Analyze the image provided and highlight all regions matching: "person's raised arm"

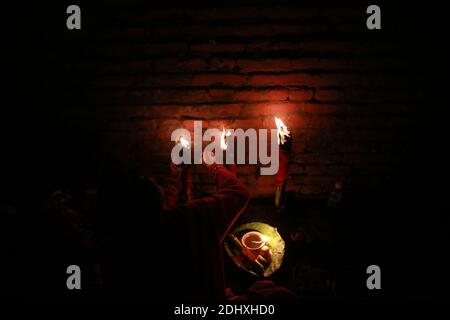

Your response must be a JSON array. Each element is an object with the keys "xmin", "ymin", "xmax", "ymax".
[
  {"xmin": 161, "ymin": 163, "xmax": 183, "ymax": 210},
  {"xmin": 183, "ymin": 163, "xmax": 250, "ymax": 243}
]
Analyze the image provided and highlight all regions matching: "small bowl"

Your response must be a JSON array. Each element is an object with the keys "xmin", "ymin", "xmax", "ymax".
[{"xmin": 241, "ymin": 231, "xmax": 268, "ymax": 250}]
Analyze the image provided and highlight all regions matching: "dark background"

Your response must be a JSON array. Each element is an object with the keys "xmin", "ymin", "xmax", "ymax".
[{"xmin": 1, "ymin": 1, "xmax": 449, "ymax": 299}]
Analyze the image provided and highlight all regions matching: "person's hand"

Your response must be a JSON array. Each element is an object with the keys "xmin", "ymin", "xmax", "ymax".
[
  {"xmin": 203, "ymin": 152, "xmax": 226, "ymax": 177},
  {"xmin": 169, "ymin": 162, "xmax": 183, "ymax": 179},
  {"xmin": 203, "ymin": 151, "xmax": 217, "ymax": 166}
]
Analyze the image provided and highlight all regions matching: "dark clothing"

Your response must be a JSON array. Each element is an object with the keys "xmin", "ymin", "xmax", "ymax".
[
  {"xmin": 94, "ymin": 165, "xmax": 249, "ymax": 299},
  {"xmin": 276, "ymin": 149, "xmax": 289, "ymax": 187},
  {"xmin": 161, "ymin": 166, "xmax": 249, "ymax": 300}
]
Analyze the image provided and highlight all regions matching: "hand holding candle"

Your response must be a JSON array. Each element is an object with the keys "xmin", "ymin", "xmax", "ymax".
[
  {"xmin": 175, "ymin": 135, "xmax": 193, "ymax": 202},
  {"xmin": 220, "ymin": 127, "xmax": 237, "ymax": 175},
  {"xmin": 274, "ymin": 117, "xmax": 292, "ymax": 207},
  {"xmin": 275, "ymin": 117, "xmax": 291, "ymax": 146},
  {"xmin": 177, "ymin": 136, "xmax": 191, "ymax": 150},
  {"xmin": 220, "ymin": 127, "xmax": 232, "ymax": 151}
]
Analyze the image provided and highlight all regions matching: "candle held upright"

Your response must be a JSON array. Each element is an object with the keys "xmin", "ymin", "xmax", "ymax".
[
  {"xmin": 274, "ymin": 117, "xmax": 292, "ymax": 207},
  {"xmin": 176, "ymin": 136, "xmax": 193, "ymax": 202},
  {"xmin": 221, "ymin": 127, "xmax": 237, "ymax": 175}
]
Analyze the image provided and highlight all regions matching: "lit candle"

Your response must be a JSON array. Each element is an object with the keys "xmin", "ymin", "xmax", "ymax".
[
  {"xmin": 176, "ymin": 136, "xmax": 193, "ymax": 201},
  {"xmin": 274, "ymin": 117, "xmax": 291, "ymax": 207},
  {"xmin": 220, "ymin": 127, "xmax": 232, "ymax": 151},
  {"xmin": 177, "ymin": 136, "xmax": 191, "ymax": 150},
  {"xmin": 220, "ymin": 127, "xmax": 237, "ymax": 174},
  {"xmin": 275, "ymin": 117, "xmax": 291, "ymax": 145}
]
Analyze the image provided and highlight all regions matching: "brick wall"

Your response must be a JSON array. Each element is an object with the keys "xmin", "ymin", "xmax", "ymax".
[{"xmin": 25, "ymin": 3, "xmax": 428, "ymax": 197}]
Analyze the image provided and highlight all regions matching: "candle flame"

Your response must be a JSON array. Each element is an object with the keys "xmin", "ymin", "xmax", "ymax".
[
  {"xmin": 244, "ymin": 232, "xmax": 269, "ymax": 248},
  {"xmin": 260, "ymin": 234, "xmax": 269, "ymax": 243},
  {"xmin": 177, "ymin": 136, "xmax": 191, "ymax": 149},
  {"xmin": 220, "ymin": 128, "xmax": 232, "ymax": 150},
  {"xmin": 275, "ymin": 117, "xmax": 290, "ymax": 145}
]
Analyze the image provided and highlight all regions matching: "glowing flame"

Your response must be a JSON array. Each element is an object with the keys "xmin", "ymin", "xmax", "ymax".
[
  {"xmin": 220, "ymin": 128, "xmax": 232, "ymax": 150},
  {"xmin": 260, "ymin": 234, "xmax": 269, "ymax": 243},
  {"xmin": 177, "ymin": 136, "xmax": 191, "ymax": 149},
  {"xmin": 241, "ymin": 231, "xmax": 269, "ymax": 250},
  {"xmin": 275, "ymin": 117, "xmax": 290, "ymax": 145}
]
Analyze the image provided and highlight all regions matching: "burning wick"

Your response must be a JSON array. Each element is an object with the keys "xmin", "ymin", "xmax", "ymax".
[
  {"xmin": 274, "ymin": 117, "xmax": 291, "ymax": 208},
  {"xmin": 220, "ymin": 128, "xmax": 232, "ymax": 150},
  {"xmin": 274, "ymin": 117, "xmax": 290, "ymax": 145},
  {"xmin": 177, "ymin": 136, "xmax": 191, "ymax": 150}
]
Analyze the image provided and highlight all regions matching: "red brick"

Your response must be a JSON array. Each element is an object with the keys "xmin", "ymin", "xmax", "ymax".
[
  {"xmin": 286, "ymin": 184, "xmax": 301, "ymax": 193},
  {"xmin": 182, "ymin": 59, "xmax": 209, "ymax": 71},
  {"xmin": 190, "ymin": 74, "xmax": 247, "ymax": 87},
  {"xmin": 247, "ymin": 41, "xmax": 397, "ymax": 55},
  {"xmin": 187, "ymin": 7, "xmax": 319, "ymax": 21},
  {"xmin": 294, "ymin": 175, "xmax": 335, "ymax": 187},
  {"xmin": 294, "ymin": 153, "xmax": 343, "ymax": 165},
  {"xmin": 209, "ymin": 59, "xmax": 239, "ymax": 72},
  {"xmin": 299, "ymin": 185, "xmax": 323, "ymax": 195},
  {"xmin": 236, "ymin": 59, "xmax": 293, "ymax": 72},
  {"xmin": 322, "ymin": 8, "xmax": 364, "ymax": 23},
  {"xmin": 289, "ymin": 89, "xmax": 314, "ymax": 101},
  {"xmin": 301, "ymin": 103, "xmax": 345, "ymax": 114},
  {"xmin": 271, "ymin": 24, "xmax": 328, "ymax": 35},
  {"xmin": 275, "ymin": 114, "xmax": 308, "ymax": 129},
  {"xmin": 234, "ymin": 89, "xmax": 289, "ymax": 102},
  {"xmin": 288, "ymin": 164, "xmax": 304, "ymax": 174},
  {"xmin": 249, "ymin": 74, "xmax": 318, "ymax": 86},
  {"xmin": 291, "ymin": 140, "xmax": 307, "ymax": 153},
  {"xmin": 191, "ymin": 42, "xmax": 246, "ymax": 54},
  {"xmin": 342, "ymin": 154, "xmax": 392, "ymax": 165},
  {"xmin": 327, "ymin": 165, "xmax": 351, "ymax": 176},
  {"xmin": 337, "ymin": 142, "xmax": 375, "ymax": 153},
  {"xmin": 191, "ymin": 25, "xmax": 274, "ymax": 37},
  {"xmin": 315, "ymin": 89, "xmax": 367, "ymax": 102},
  {"xmin": 254, "ymin": 175, "xmax": 277, "ymax": 186},
  {"xmin": 229, "ymin": 58, "xmax": 408, "ymax": 73},
  {"xmin": 305, "ymin": 165, "xmax": 326, "ymax": 175},
  {"xmin": 307, "ymin": 114, "xmax": 346, "ymax": 129},
  {"xmin": 152, "ymin": 58, "xmax": 209, "ymax": 72},
  {"xmin": 130, "ymin": 89, "xmax": 214, "ymax": 104},
  {"xmin": 139, "ymin": 43, "xmax": 189, "ymax": 55},
  {"xmin": 207, "ymin": 89, "xmax": 235, "ymax": 101},
  {"xmin": 232, "ymin": 118, "xmax": 263, "ymax": 129}
]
